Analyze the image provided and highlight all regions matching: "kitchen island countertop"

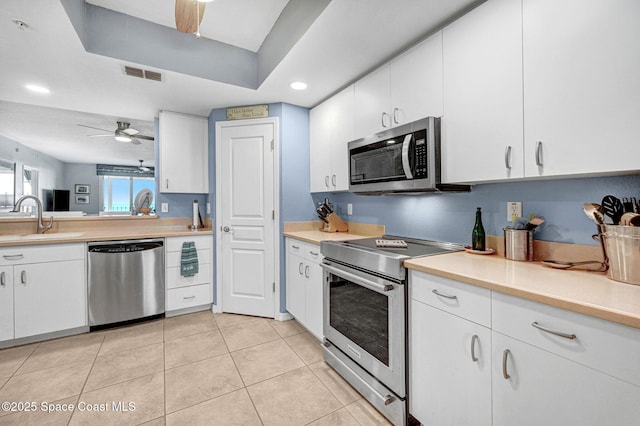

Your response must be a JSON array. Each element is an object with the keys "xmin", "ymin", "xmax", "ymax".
[{"xmin": 405, "ymin": 252, "xmax": 640, "ymax": 329}]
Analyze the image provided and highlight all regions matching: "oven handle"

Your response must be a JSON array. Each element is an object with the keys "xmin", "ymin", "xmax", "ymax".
[
  {"xmin": 401, "ymin": 134, "xmax": 413, "ymax": 180},
  {"xmin": 321, "ymin": 262, "xmax": 395, "ymax": 293}
]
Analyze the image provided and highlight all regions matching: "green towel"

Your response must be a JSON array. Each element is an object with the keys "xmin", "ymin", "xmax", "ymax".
[{"xmin": 180, "ymin": 241, "xmax": 199, "ymax": 277}]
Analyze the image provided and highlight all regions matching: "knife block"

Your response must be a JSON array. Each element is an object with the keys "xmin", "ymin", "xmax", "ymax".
[{"xmin": 322, "ymin": 212, "xmax": 349, "ymax": 232}]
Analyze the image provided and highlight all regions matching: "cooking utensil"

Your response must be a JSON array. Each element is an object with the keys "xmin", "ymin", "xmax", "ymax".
[
  {"xmin": 525, "ymin": 217, "xmax": 545, "ymax": 231},
  {"xmin": 583, "ymin": 203, "xmax": 605, "ymax": 225},
  {"xmin": 601, "ymin": 195, "xmax": 624, "ymax": 224},
  {"xmin": 633, "ymin": 197, "xmax": 639, "ymax": 213},
  {"xmin": 623, "ymin": 197, "xmax": 634, "ymax": 213},
  {"xmin": 541, "ymin": 259, "xmax": 607, "ymax": 271},
  {"xmin": 620, "ymin": 212, "xmax": 640, "ymax": 226}
]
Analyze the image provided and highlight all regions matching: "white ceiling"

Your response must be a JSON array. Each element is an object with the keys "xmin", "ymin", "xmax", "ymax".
[{"xmin": 0, "ymin": 0, "xmax": 481, "ymax": 166}]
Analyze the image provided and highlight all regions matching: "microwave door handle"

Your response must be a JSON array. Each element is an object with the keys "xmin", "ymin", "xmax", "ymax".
[{"xmin": 401, "ymin": 134, "xmax": 413, "ymax": 179}]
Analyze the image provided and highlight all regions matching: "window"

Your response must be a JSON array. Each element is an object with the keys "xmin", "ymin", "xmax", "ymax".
[
  {"xmin": 23, "ymin": 166, "xmax": 39, "ymax": 198},
  {"xmin": 102, "ymin": 176, "xmax": 155, "ymax": 213},
  {"xmin": 0, "ymin": 159, "xmax": 15, "ymax": 212}
]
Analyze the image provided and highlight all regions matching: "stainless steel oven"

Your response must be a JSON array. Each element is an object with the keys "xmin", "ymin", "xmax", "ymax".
[{"xmin": 321, "ymin": 236, "xmax": 463, "ymax": 426}]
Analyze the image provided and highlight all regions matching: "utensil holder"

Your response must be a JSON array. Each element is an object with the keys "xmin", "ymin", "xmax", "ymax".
[
  {"xmin": 598, "ymin": 224, "xmax": 640, "ymax": 285},
  {"xmin": 504, "ymin": 227, "xmax": 534, "ymax": 261}
]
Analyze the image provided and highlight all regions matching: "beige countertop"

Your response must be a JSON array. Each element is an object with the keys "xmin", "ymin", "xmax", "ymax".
[
  {"xmin": 405, "ymin": 252, "xmax": 640, "ymax": 329},
  {"xmin": 283, "ymin": 221, "xmax": 385, "ymax": 245},
  {"xmin": 0, "ymin": 216, "xmax": 213, "ymax": 247}
]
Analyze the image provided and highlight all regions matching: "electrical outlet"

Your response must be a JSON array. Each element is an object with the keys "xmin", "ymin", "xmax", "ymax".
[
  {"xmin": 206, "ymin": 202, "xmax": 211, "ymax": 214},
  {"xmin": 347, "ymin": 203, "xmax": 353, "ymax": 215},
  {"xmin": 507, "ymin": 201, "xmax": 522, "ymax": 221},
  {"xmin": 161, "ymin": 202, "xmax": 169, "ymax": 213}
]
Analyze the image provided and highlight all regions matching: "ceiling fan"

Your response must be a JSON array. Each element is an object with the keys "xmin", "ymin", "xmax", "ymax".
[
  {"xmin": 138, "ymin": 160, "xmax": 151, "ymax": 172},
  {"xmin": 79, "ymin": 121, "xmax": 154, "ymax": 145},
  {"xmin": 175, "ymin": 0, "xmax": 213, "ymax": 37}
]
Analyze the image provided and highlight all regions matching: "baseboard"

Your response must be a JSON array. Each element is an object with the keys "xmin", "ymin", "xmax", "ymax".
[
  {"xmin": 165, "ymin": 304, "xmax": 212, "ymax": 317},
  {"xmin": 275, "ymin": 311, "xmax": 294, "ymax": 321},
  {"xmin": 210, "ymin": 304, "xmax": 223, "ymax": 314}
]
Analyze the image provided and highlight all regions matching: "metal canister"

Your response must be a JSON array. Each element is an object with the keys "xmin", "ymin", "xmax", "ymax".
[
  {"xmin": 504, "ymin": 227, "xmax": 534, "ymax": 261},
  {"xmin": 599, "ymin": 225, "xmax": 640, "ymax": 285}
]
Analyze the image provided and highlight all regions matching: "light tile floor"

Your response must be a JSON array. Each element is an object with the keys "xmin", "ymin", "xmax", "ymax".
[{"xmin": 0, "ymin": 311, "xmax": 392, "ymax": 425}]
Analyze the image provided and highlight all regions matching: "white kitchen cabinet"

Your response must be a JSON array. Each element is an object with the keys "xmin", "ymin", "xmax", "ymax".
[
  {"xmin": 159, "ymin": 110, "xmax": 209, "ymax": 194},
  {"xmin": 165, "ymin": 235, "xmax": 213, "ymax": 313},
  {"xmin": 0, "ymin": 266, "xmax": 14, "ymax": 341},
  {"xmin": 492, "ymin": 332, "xmax": 640, "ymax": 426},
  {"xmin": 285, "ymin": 238, "xmax": 323, "ymax": 339},
  {"xmin": 0, "ymin": 244, "xmax": 86, "ymax": 342},
  {"xmin": 441, "ymin": 0, "xmax": 524, "ymax": 184},
  {"xmin": 522, "ymin": 0, "xmax": 640, "ymax": 178},
  {"xmin": 354, "ymin": 32, "xmax": 443, "ymax": 139},
  {"xmin": 309, "ymin": 85, "xmax": 354, "ymax": 192},
  {"xmin": 409, "ymin": 271, "xmax": 491, "ymax": 426}
]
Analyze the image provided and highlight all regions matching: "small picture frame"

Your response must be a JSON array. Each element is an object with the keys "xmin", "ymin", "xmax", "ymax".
[
  {"xmin": 75, "ymin": 195, "xmax": 90, "ymax": 204},
  {"xmin": 75, "ymin": 184, "xmax": 90, "ymax": 194}
]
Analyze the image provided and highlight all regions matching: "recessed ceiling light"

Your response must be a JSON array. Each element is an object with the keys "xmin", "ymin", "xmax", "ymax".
[
  {"xmin": 25, "ymin": 84, "xmax": 50, "ymax": 94},
  {"xmin": 289, "ymin": 81, "xmax": 308, "ymax": 91}
]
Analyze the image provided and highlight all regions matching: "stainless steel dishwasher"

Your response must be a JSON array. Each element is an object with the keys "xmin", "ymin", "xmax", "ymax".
[{"xmin": 88, "ymin": 239, "xmax": 164, "ymax": 329}]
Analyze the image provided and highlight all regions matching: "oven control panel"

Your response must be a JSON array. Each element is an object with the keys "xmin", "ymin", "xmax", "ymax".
[{"xmin": 375, "ymin": 239, "xmax": 408, "ymax": 248}]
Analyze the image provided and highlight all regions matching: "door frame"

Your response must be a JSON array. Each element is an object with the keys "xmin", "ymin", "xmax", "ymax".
[{"xmin": 214, "ymin": 117, "xmax": 281, "ymax": 317}]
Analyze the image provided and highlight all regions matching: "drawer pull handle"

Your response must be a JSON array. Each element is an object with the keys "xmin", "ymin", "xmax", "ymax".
[
  {"xmin": 183, "ymin": 296, "xmax": 196, "ymax": 300},
  {"xmin": 0, "ymin": 271, "xmax": 5, "ymax": 286},
  {"xmin": 502, "ymin": 349, "xmax": 511, "ymax": 379},
  {"xmin": 3, "ymin": 254, "xmax": 24, "ymax": 261},
  {"xmin": 432, "ymin": 289, "xmax": 457, "ymax": 300},
  {"xmin": 291, "ymin": 245, "xmax": 299, "ymax": 250},
  {"xmin": 470, "ymin": 334, "xmax": 479, "ymax": 362},
  {"xmin": 309, "ymin": 251, "xmax": 319, "ymax": 256},
  {"xmin": 531, "ymin": 321, "xmax": 577, "ymax": 340}
]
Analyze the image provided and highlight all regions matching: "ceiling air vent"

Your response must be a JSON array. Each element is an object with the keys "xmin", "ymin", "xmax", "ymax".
[{"xmin": 123, "ymin": 66, "xmax": 162, "ymax": 82}]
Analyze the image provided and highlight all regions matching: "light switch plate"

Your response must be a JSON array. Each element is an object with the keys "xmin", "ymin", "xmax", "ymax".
[
  {"xmin": 206, "ymin": 202, "xmax": 211, "ymax": 214},
  {"xmin": 347, "ymin": 203, "xmax": 353, "ymax": 215},
  {"xmin": 161, "ymin": 202, "xmax": 169, "ymax": 213}
]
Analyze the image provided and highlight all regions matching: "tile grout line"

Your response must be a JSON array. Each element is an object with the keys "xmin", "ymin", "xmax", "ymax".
[{"xmin": 67, "ymin": 332, "xmax": 107, "ymax": 425}]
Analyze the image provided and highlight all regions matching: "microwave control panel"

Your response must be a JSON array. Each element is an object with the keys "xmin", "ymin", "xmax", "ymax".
[{"xmin": 414, "ymin": 129, "xmax": 428, "ymax": 178}]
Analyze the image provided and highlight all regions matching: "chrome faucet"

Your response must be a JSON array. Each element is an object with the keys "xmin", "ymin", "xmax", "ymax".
[{"xmin": 12, "ymin": 195, "xmax": 54, "ymax": 234}]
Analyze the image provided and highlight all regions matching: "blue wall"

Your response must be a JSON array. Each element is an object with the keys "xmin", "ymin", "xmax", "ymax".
[{"xmin": 310, "ymin": 174, "xmax": 640, "ymax": 247}]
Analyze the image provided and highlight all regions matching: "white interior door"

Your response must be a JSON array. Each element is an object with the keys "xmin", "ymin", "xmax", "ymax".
[{"xmin": 216, "ymin": 118, "xmax": 277, "ymax": 318}]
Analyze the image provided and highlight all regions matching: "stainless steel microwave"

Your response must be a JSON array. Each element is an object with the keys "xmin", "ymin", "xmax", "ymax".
[{"xmin": 348, "ymin": 117, "xmax": 469, "ymax": 194}]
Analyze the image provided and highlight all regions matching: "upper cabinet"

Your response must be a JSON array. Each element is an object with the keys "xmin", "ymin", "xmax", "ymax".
[
  {"xmin": 522, "ymin": 0, "xmax": 640, "ymax": 178},
  {"xmin": 354, "ymin": 32, "xmax": 444, "ymax": 139},
  {"xmin": 310, "ymin": 86, "xmax": 354, "ymax": 192},
  {"xmin": 441, "ymin": 0, "xmax": 524, "ymax": 184},
  {"xmin": 159, "ymin": 111, "xmax": 209, "ymax": 194}
]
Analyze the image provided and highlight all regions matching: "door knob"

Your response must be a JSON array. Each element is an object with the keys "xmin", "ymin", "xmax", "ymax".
[{"xmin": 222, "ymin": 226, "xmax": 231, "ymax": 233}]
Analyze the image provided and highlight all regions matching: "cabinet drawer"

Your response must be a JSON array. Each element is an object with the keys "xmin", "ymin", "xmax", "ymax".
[
  {"xmin": 286, "ymin": 238, "xmax": 321, "ymax": 262},
  {"xmin": 492, "ymin": 292, "xmax": 640, "ymax": 387},
  {"xmin": 166, "ymin": 262, "xmax": 211, "ymax": 289},
  {"xmin": 0, "ymin": 243, "xmax": 85, "ymax": 266},
  {"xmin": 166, "ymin": 235, "xmax": 212, "ymax": 252},
  {"xmin": 410, "ymin": 271, "xmax": 491, "ymax": 327},
  {"xmin": 166, "ymin": 284, "xmax": 212, "ymax": 311},
  {"xmin": 166, "ymin": 249, "xmax": 210, "ymax": 268}
]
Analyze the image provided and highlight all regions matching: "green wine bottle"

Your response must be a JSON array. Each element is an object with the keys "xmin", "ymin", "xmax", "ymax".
[{"xmin": 472, "ymin": 207, "xmax": 486, "ymax": 251}]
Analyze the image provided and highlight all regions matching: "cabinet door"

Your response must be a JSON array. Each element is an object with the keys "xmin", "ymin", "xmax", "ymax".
[
  {"xmin": 493, "ymin": 332, "xmax": 640, "ymax": 426},
  {"xmin": 14, "ymin": 260, "xmax": 86, "ymax": 338},
  {"xmin": 354, "ymin": 65, "xmax": 391, "ymax": 139},
  {"xmin": 285, "ymin": 252, "xmax": 306, "ymax": 323},
  {"xmin": 304, "ymin": 260, "xmax": 323, "ymax": 340},
  {"xmin": 159, "ymin": 111, "xmax": 209, "ymax": 194},
  {"xmin": 441, "ymin": 0, "xmax": 523, "ymax": 183},
  {"xmin": 523, "ymin": 0, "xmax": 640, "ymax": 177},
  {"xmin": 390, "ymin": 31, "xmax": 443, "ymax": 126},
  {"xmin": 0, "ymin": 266, "xmax": 13, "ymax": 341},
  {"xmin": 410, "ymin": 300, "xmax": 491, "ymax": 426},
  {"xmin": 309, "ymin": 101, "xmax": 333, "ymax": 192},
  {"xmin": 328, "ymin": 86, "xmax": 354, "ymax": 192}
]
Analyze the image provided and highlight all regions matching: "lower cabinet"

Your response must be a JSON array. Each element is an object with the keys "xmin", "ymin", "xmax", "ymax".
[
  {"xmin": 0, "ymin": 243, "xmax": 86, "ymax": 343},
  {"xmin": 165, "ymin": 235, "xmax": 213, "ymax": 313},
  {"xmin": 285, "ymin": 238, "xmax": 323, "ymax": 339},
  {"xmin": 409, "ymin": 270, "xmax": 640, "ymax": 425}
]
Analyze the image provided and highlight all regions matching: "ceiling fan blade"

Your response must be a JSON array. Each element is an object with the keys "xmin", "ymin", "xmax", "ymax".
[
  {"xmin": 134, "ymin": 134, "xmax": 155, "ymax": 141},
  {"xmin": 78, "ymin": 124, "xmax": 112, "ymax": 132},
  {"xmin": 175, "ymin": 0, "xmax": 205, "ymax": 33},
  {"xmin": 88, "ymin": 134, "xmax": 113, "ymax": 138},
  {"xmin": 122, "ymin": 128, "xmax": 139, "ymax": 136},
  {"xmin": 131, "ymin": 137, "xmax": 142, "ymax": 145}
]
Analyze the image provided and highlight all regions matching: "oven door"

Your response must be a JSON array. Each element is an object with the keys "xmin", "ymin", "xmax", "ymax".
[{"xmin": 321, "ymin": 260, "xmax": 405, "ymax": 397}]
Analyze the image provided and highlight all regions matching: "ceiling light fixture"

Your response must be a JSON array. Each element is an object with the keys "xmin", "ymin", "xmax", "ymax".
[
  {"xmin": 11, "ymin": 18, "xmax": 29, "ymax": 30},
  {"xmin": 115, "ymin": 134, "xmax": 132, "ymax": 143},
  {"xmin": 290, "ymin": 81, "xmax": 308, "ymax": 90},
  {"xmin": 25, "ymin": 84, "xmax": 50, "ymax": 94}
]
